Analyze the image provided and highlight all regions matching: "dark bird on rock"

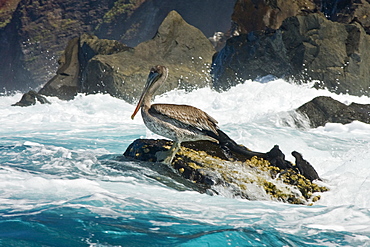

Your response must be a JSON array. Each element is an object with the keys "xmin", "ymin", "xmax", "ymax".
[{"xmin": 292, "ymin": 151, "xmax": 321, "ymax": 182}]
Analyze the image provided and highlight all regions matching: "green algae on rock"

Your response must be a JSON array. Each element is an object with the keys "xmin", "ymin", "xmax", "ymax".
[{"xmin": 124, "ymin": 139, "xmax": 328, "ymax": 205}]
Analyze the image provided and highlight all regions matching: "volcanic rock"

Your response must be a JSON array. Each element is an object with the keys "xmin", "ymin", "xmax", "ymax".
[
  {"xmin": 0, "ymin": 0, "xmax": 115, "ymax": 92},
  {"xmin": 124, "ymin": 138, "xmax": 327, "ymax": 204},
  {"xmin": 212, "ymin": 13, "xmax": 370, "ymax": 96},
  {"xmin": 231, "ymin": 0, "xmax": 318, "ymax": 34},
  {"xmin": 95, "ymin": 0, "xmax": 236, "ymax": 47},
  {"xmin": 292, "ymin": 151, "xmax": 321, "ymax": 182},
  {"xmin": 0, "ymin": 0, "xmax": 235, "ymax": 93},
  {"xmin": 296, "ymin": 96, "xmax": 370, "ymax": 128},
  {"xmin": 38, "ymin": 34, "xmax": 129, "ymax": 100},
  {"xmin": 321, "ymin": 0, "xmax": 370, "ymax": 35},
  {"xmin": 83, "ymin": 10, "xmax": 216, "ymax": 103},
  {"xmin": 12, "ymin": 90, "xmax": 50, "ymax": 107}
]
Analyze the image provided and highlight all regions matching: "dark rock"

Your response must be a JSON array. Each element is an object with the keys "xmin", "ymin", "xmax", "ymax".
[
  {"xmin": 321, "ymin": 0, "xmax": 370, "ymax": 35},
  {"xmin": 84, "ymin": 10, "xmax": 216, "ymax": 103},
  {"xmin": 231, "ymin": 0, "xmax": 318, "ymax": 34},
  {"xmin": 0, "ymin": 0, "xmax": 236, "ymax": 93},
  {"xmin": 38, "ymin": 37, "xmax": 80, "ymax": 100},
  {"xmin": 212, "ymin": 30, "xmax": 292, "ymax": 91},
  {"xmin": 282, "ymin": 13, "xmax": 370, "ymax": 96},
  {"xmin": 212, "ymin": 13, "xmax": 370, "ymax": 96},
  {"xmin": 38, "ymin": 33, "xmax": 129, "ymax": 100},
  {"xmin": 32, "ymin": 10, "xmax": 214, "ymax": 102},
  {"xmin": 0, "ymin": 0, "xmax": 115, "ymax": 92},
  {"xmin": 95, "ymin": 0, "xmax": 236, "ymax": 47},
  {"xmin": 12, "ymin": 90, "xmax": 50, "ymax": 107},
  {"xmin": 292, "ymin": 151, "xmax": 321, "ymax": 182},
  {"xmin": 124, "ymin": 138, "xmax": 328, "ymax": 204},
  {"xmin": 296, "ymin": 96, "xmax": 370, "ymax": 127}
]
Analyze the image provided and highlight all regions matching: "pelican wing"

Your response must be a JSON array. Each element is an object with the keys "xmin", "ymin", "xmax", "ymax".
[{"xmin": 150, "ymin": 104, "xmax": 219, "ymax": 135}]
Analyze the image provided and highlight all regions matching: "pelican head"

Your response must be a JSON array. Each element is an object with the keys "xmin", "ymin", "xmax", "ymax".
[{"xmin": 131, "ymin": 65, "xmax": 169, "ymax": 119}]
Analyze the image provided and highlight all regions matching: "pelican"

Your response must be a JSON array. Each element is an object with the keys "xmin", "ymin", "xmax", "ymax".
[{"xmin": 131, "ymin": 65, "xmax": 220, "ymax": 164}]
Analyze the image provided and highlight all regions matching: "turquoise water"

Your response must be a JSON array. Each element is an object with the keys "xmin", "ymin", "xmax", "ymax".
[{"xmin": 1, "ymin": 80, "xmax": 370, "ymax": 246}]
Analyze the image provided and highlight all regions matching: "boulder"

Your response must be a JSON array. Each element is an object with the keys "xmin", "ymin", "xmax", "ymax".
[
  {"xmin": 38, "ymin": 37, "xmax": 80, "ymax": 100},
  {"xmin": 83, "ymin": 10, "xmax": 216, "ymax": 103},
  {"xmin": 12, "ymin": 90, "xmax": 50, "ymax": 107},
  {"xmin": 212, "ymin": 13, "xmax": 370, "ymax": 96},
  {"xmin": 296, "ymin": 96, "xmax": 370, "ymax": 128},
  {"xmin": 38, "ymin": 33, "xmax": 129, "ymax": 100},
  {"xmin": 123, "ymin": 139, "xmax": 327, "ymax": 204},
  {"xmin": 17, "ymin": 10, "xmax": 215, "ymax": 104}
]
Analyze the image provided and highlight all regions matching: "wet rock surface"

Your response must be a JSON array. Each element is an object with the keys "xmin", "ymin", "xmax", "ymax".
[
  {"xmin": 212, "ymin": 13, "xmax": 370, "ymax": 96},
  {"xmin": 296, "ymin": 96, "xmax": 370, "ymax": 128},
  {"xmin": 12, "ymin": 90, "xmax": 50, "ymax": 107},
  {"xmin": 123, "ymin": 139, "xmax": 328, "ymax": 204}
]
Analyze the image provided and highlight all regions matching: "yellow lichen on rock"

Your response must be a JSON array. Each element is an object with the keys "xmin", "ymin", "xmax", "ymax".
[
  {"xmin": 172, "ymin": 146, "xmax": 327, "ymax": 204},
  {"xmin": 124, "ymin": 139, "xmax": 328, "ymax": 205}
]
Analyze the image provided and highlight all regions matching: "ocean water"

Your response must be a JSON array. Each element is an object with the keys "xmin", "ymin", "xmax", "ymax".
[{"xmin": 1, "ymin": 79, "xmax": 370, "ymax": 246}]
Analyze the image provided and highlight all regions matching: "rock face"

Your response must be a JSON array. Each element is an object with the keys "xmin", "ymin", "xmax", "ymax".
[
  {"xmin": 231, "ymin": 0, "xmax": 318, "ymax": 34},
  {"xmin": 321, "ymin": 0, "xmax": 370, "ymax": 35},
  {"xmin": 96, "ymin": 0, "xmax": 237, "ymax": 47},
  {"xmin": 0, "ymin": 0, "xmax": 235, "ymax": 93},
  {"xmin": 83, "ymin": 10, "xmax": 215, "ymax": 103},
  {"xmin": 12, "ymin": 10, "xmax": 215, "ymax": 103},
  {"xmin": 38, "ymin": 34, "xmax": 129, "ymax": 100},
  {"xmin": 296, "ymin": 96, "xmax": 370, "ymax": 128},
  {"xmin": 124, "ymin": 138, "xmax": 327, "ymax": 204},
  {"xmin": 0, "ymin": 0, "xmax": 115, "ymax": 92},
  {"xmin": 212, "ymin": 13, "xmax": 370, "ymax": 96}
]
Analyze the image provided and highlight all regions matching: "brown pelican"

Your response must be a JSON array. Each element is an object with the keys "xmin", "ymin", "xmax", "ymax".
[{"xmin": 131, "ymin": 65, "xmax": 220, "ymax": 164}]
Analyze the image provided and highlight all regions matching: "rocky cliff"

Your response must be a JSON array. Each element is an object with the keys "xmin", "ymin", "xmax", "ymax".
[
  {"xmin": 212, "ymin": 12, "xmax": 370, "ymax": 96},
  {"xmin": 11, "ymin": 10, "xmax": 216, "ymax": 104},
  {"xmin": 0, "ymin": 0, "xmax": 235, "ymax": 93}
]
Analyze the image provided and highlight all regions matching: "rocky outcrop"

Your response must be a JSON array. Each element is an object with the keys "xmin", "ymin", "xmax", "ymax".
[
  {"xmin": 12, "ymin": 90, "xmax": 50, "ymax": 106},
  {"xmin": 0, "ymin": 0, "xmax": 235, "ymax": 93},
  {"xmin": 296, "ymin": 96, "xmax": 370, "ymax": 128},
  {"xmin": 124, "ymin": 138, "xmax": 327, "ymax": 204},
  {"xmin": 96, "ymin": 0, "xmax": 236, "ymax": 47},
  {"xmin": 212, "ymin": 13, "xmax": 370, "ymax": 96},
  {"xmin": 321, "ymin": 0, "xmax": 370, "ymax": 35},
  {"xmin": 0, "ymin": 0, "xmax": 21, "ymax": 28},
  {"xmin": 83, "ymin": 10, "xmax": 215, "ymax": 103},
  {"xmin": 0, "ymin": 0, "xmax": 115, "ymax": 92},
  {"xmin": 38, "ymin": 34, "xmax": 129, "ymax": 100},
  {"xmin": 12, "ymin": 10, "xmax": 216, "ymax": 104},
  {"xmin": 231, "ymin": 0, "xmax": 318, "ymax": 34}
]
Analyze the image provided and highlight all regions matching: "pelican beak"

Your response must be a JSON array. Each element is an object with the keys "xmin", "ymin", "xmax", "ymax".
[{"xmin": 131, "ymin": 68, "xmax": 161, "ymax": 120}]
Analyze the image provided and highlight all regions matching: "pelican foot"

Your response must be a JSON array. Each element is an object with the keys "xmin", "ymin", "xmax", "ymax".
[
  {"xmin": 155, "ymin": 150, "xmax": 173, "ymax": 164},
  {"xmin": 155, "ymin": 141, "xmax": 180, "ymax": 165}
]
